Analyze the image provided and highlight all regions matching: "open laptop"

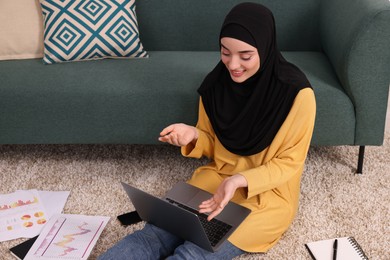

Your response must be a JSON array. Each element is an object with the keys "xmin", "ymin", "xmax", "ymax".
[{"xmin": 121, "ymin": 182, "xmax": 251, "ymax": 252}]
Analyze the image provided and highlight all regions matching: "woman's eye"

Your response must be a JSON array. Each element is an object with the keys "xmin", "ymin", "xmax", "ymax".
[
  {"xmin": 222, "ymin": 52, "xmax": 230, "ymax": 57},
  {"xmin": 241, "ymin": 56, "xmax": 251, "ymax": 61}
]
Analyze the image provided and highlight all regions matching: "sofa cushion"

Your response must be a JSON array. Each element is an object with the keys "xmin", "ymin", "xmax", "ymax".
[
  {"xmin": 0, "ymin": 0, "xmax": 44, "ymax": 60},
  {"xmin": 0, "ymin": 51, "xmax": 354, "ymax": 145},
  {"xmin": 39, "ymin": 0, "xmax": 148, "ymax": 64}
]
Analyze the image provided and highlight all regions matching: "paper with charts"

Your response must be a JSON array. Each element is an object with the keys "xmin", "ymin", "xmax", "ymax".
[
  {"xmin": 25, "ymin": 214, "xmax": 109, "ymax": 260},
  {"xmin": 0, "ymin": 190, "xmax": 69, "ymax": 242},
  {"xmin": 0, "ymin": 190, "xmax": 48, "ymax": 242}
]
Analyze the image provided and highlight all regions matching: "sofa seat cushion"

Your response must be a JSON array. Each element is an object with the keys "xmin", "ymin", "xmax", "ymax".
[
  {"xmin": 0, "ymin": 51, "xmax": 354, "ymax": 145},
  {"xmin": 0, "ymin": 52, "xmax": 216, "ymax": 144}
]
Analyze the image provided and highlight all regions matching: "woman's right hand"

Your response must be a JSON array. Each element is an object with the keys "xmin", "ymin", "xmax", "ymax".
[{"xmin": 158, "ymin": 123, "xmax": 198, "ymax": 147}]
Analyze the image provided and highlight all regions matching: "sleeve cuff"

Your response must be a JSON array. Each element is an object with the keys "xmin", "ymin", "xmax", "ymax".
[
  {"xmin": 181, "ymin": 131, "xmax": 207, "ymax": 158},
  {"xmin": 239, "ymin": 167, "xmax": 266, "ymax": 199}
]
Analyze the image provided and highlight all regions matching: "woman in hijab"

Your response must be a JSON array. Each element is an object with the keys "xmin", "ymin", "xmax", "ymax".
[{"xmin": 99, "ymin": 2, "xmax": 316, "ymax": 259}]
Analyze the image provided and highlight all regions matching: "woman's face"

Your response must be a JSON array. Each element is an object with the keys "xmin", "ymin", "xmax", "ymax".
[{"xmin": 220, "ymin": 37, "xmax": 260, "ymax": 83}]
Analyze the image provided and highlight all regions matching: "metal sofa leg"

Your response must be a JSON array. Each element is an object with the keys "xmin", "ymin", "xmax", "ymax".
[{"xmin": 356, "ymin": 146, "xmax": 365, "ymax": 174}]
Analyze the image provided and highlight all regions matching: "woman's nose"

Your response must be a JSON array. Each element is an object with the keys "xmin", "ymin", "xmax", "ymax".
[{"xmin": 227, "ymin": 56, "xmax": 241, "ymax": 70}]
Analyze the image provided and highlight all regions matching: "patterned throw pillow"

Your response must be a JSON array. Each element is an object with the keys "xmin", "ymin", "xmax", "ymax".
[{"xmin": 39, "ymin": 0, "xmax": 148, "ymax": 64}]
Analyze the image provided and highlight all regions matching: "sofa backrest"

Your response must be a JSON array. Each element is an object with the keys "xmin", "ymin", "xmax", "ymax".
[{"xmin": 136, "ymin": 0, "xmax": 322, "ymax": 52}]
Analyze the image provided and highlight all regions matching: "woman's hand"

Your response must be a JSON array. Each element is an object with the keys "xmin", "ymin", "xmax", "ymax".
[
  {"xmin": 198, "ymin": 174, "xmax": 248, "ymax": 221},
  {"xmin": 158, "ymin": 123, "xmax": 198, "ymax": 147}
]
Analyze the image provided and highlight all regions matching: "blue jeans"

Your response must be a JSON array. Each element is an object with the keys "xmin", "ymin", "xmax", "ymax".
[{"xmin": 98, "ymin": 223, "xmax": 245, "ymax": 260}]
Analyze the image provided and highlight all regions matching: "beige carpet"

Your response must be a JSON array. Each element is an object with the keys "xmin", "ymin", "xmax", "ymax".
[{"xmin": 0, "ymin": 131, "xmax": 389, "ymax": 260}]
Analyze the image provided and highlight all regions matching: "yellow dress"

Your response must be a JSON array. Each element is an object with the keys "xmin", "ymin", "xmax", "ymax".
[{"xmin": 181, "ymin": 88, "xmax": 316, "ymax": 252}]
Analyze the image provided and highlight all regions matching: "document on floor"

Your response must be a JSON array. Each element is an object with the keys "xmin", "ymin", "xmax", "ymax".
[
  {"xmin": 0, "ymin": 190, "xmax": 70, "ymax": 242},
  {"xmin": 25, "ymin": 214, "xmax": 110, "ymax": 260}
]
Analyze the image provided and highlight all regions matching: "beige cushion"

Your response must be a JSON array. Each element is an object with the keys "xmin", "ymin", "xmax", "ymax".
[{"xmin": 0, "ymin": 0, "xmax": 44, "ymax": 60}]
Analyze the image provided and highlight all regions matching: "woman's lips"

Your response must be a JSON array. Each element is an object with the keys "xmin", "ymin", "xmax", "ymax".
[{"xmin": 230, "ymin": 70, "xmax": 245, "ymax": 78}]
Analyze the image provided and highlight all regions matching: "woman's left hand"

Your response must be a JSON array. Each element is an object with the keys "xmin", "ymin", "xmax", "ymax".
[{"xmin": 198, "ymin": 174, "xmax": 248, "ymax": 221}]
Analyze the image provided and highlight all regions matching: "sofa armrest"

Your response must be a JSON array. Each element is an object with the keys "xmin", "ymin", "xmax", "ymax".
[{"xmin": 320, "ymin": 0, "xmax": 390, "ymax": 145}]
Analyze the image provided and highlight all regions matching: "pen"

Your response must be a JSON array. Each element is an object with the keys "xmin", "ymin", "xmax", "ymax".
[{"xmin": 333, "ymin": 239, "xmax": 338, "ymax": 260}]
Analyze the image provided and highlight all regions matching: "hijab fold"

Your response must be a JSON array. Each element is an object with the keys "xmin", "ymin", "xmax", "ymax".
[{"xmin": 198, "ymin": 3, "xmax": 311, "ymax": 156}]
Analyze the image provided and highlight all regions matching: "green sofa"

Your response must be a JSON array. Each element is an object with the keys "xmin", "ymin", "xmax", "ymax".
[{"xmin": 0, "ymin": 0, "xmax": 389, "ymax": 173}]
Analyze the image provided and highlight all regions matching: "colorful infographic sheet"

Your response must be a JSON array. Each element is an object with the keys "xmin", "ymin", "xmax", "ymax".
[
  {"xmin": 25, "ymin": 214, "xmax": 109, "ymax": 260},
  {"xmin": 0, "ymin": 190, "xmax": 69, "ymax": 242}
]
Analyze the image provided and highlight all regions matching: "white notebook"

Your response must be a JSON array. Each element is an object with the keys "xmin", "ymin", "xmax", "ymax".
[{"xmin": 305, "ymin": 236, "xmax": 368, "ymax": 260}]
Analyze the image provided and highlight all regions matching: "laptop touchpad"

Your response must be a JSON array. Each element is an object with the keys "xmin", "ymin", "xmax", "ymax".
[{"xmin": 186, "ymin": 191, "xmax": 212, "ymax": 209}]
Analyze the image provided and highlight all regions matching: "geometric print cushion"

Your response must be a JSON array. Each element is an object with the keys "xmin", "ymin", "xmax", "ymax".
[{"xmin": 39, "ymin": 0, "xmax": 148, "ymax": 64}]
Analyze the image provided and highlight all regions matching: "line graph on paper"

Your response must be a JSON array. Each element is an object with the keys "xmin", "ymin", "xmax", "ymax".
[{"xmin": 32, "ymin": 216, "xmax": 105, "ymax": 258}]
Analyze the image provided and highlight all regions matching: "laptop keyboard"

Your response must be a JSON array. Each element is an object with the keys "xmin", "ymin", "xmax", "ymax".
[{"xmin": 166, "ymin": 198, "xmax": 232, "ymax": 247}]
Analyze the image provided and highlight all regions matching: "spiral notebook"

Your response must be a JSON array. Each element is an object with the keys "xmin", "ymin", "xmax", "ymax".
[{"xmin": 305, "ymin": 236, "xmax": 368, "ymax": 260}]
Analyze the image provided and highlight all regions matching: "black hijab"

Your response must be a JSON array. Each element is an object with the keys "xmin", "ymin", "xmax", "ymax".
[{"xmin": 198, "ymin": 3, "xmax": 311, "ymax": 156}]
